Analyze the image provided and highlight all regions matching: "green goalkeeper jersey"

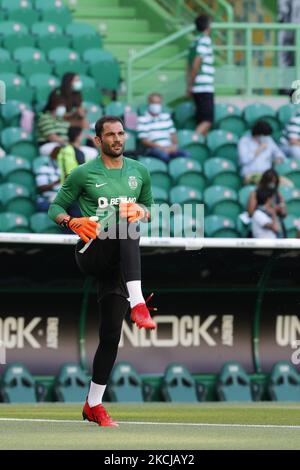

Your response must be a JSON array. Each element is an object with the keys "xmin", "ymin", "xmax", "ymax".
[{"xmin": 48, "ymin": 156, "xmax": 154, "ymax": 226}]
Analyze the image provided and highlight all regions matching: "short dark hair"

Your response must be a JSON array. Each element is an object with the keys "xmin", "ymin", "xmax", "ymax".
[
  {"xmin": 95, "ymin": 116, "xmax": 124, "ymax": 137},
  {"xmin": 252, "ymin": 120, "xmax": 273, "ymax": 136},
  {"xmin": 195, "ymin": 15, "xmax": 210, "ymax": 32},
  {"xmin": 256, "ymin": 187, "xmax": 274, "ymax": 205},
  {"xmin": 259, "ymin": 169, "xmax": 279, "ymax": 189},
  {"xmin": 68, "ymin": 126, "xmax": 82, "ymax": 143}
]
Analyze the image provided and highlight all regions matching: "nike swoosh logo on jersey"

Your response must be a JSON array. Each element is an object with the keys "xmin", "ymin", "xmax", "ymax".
[{"xmin": 96, "ymin": 183, "xmax": 108, "ymax": 188}]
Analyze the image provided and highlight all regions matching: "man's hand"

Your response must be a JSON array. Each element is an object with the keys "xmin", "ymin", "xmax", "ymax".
[
  {"xmin": 120, "ymin": 202, "xmax": 148, "ymax": 223},
  {"xmin": 69, "ymin": 217, "xmax": 100, "ymax": 243}
]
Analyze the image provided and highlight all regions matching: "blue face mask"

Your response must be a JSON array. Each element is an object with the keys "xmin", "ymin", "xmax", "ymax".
[
  {"xmin": 72, "ymin": 80, "xmax": 83, "ymax": 92},
  {"xmin": 148, "ymin": 103, "xmax": 162, "ymax": 115}
]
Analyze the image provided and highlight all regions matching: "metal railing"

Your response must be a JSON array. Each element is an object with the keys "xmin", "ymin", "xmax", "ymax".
[{"xmin": 126, "ymin": 22, "xmax": 300, "ymax": 103}]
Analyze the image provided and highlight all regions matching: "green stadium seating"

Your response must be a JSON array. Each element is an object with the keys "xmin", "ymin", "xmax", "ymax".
[
  {"xmin": 29, "ymin": 74, "xmax": 59, "ymax": 104},
  {"xmin": 34, "ymin": 0, "xmax": 72, "ymax": 28},
  {"xmin": 124, "ymin": 130, "xmax": 136, "ymax": 152},
  {"xmin": 138, "ymin": 156, "xmax": 171, "ymax": 191},
  {"xmin": 277, "ymin": 103, "xmax": 297, "ymax": 127},
  {"xmin": 3, "ymin": 0, "xmax": 39, "ymax": 28},
  {"xmin": 204, "ymin": 185, "xmax": 241, "ymax": 218},
  {"xmin": 0, "ymin": 21, "xmax": 35, "ymax": 51},
  {"xmin": 204, "ymin": 157, "xmax": 241, "ymax": 190},
  {"xmin": 88, "ymin": 61, "xmax": 121, "ymax": 92},
  {"xmin": 30, "ymin": 212, "xmax": 62, "ymax": 234},
  {"xmin": 48, "ymin": 46, "xmax": 79, "ymax": 64},
  {"xmin": 0, "ymin": 73, "xmax": 34, "ymax": 103},
  {"xmin": 161, "ymin": 363, "xmax": 205, "ymax": 402},
  {"xmin": 32, "ymin": 155, "xmax": 50, "ymax": 174},
  {"xmin": 268, "ymin": 361, "xmax": 300, "ymax": 401},
  {"xmin": 48, "ymin": 47, "xmax": 88, "ymax": 77},
  {"xmin": 283, "ymin": 214, "xmax": 300, "ymax": 238},
  {"xmin": 139, "ymin": 216, "xmax": 170, "ymax": 237},
  {"xmin": 107, "ymin": 361, "xmax": 152, "ymax": 402},
  {"xmin": 177, "ymin": 130, "xmax": 210, "ymax": 164},
  {"xmin": 0, "ymin": 212, "xmax": 30, "ymax": 233},
  {"xmin": 31, "ymin": 22, "xmax": 71, "ymax": 53},
  {"xmin": 214, "ymin": 103, "xmax": 247, "ymax": 137},
  {"xmin": 152, "ymin": 186, "xmax": 169, "ymax": 204},
  {"xmin": 0, "ymin": 155, "xmax": 34, "ymax": 192},
  {"xmin": 169, "ymin": 157, "xmax": 206, "ymax": 191},
  {"xmin": 0, "ymin": 48, "xmax": 18, "ymax": 74},
  {"xmin": 243, "ymin": 102, "xmax": 280, "ymax": 133},
  {"xmin": 105, "ymin": 101, "xmax": 126, "ymax": 117},
  {"xmin": 83, "ymin": 102, "xmax": 103, "ymax": 128},
  {"xmin": 205, "ymin": 214, "xmax": 239, "ymax": 238},
  {"xmin": 0, "ymin": 182, "xmax": 35, "ymax": 217},
  {"xmin": 13, "ymin": 47, "xmax": 52, "ymax": 77},
  {"xmin": 206, "ymin": 129, "xmax": 239, "ymax": 162},
  {"xmin": 238, "ymin": 185, "xmax": 256, "ymax": 210},
  {"xmin": 1, "ymin": 127, "xmax": 37, "ymax": 161},
  {"xmin": 83, "ymin": 48, "xmax": 115, "ymax": 65},
  {"xmin": 65, "ymin": 22, "xmax": 102, "ymax": 55},
  {"xmin": 217, "ymin": 362, "xmax": 260, "ymax": 401},
  {"xmin": 170, "ymin": 185, "xmax": 202, "ymax": 205},
  {"xmin": 1, "ymin": 100, "xmax": 28, "ymax": 127},
  {"xmin": 276, "ymin": 159, "xmax": 300, "ymax": 188},
  {"xmin": 172, "ymin": 212, "xmax": 204, "ymax": 238},
  {"xmin": 174, "ymin": 101, "xmax": 196, "ymax": 129},
  {"xmin": 0, "ymin": 363, "xmax": 42, "ymax": 403},
  {"xmin": 53, "ymin": 363, "xmax": 89, "ymax": 402},
  {"xmin": 79, "ymin": 75, "xmax": 102, "ymax": 104},
  {"xmin": 279, "ymin": 186, "xmax": 300, "ymax": 214}
]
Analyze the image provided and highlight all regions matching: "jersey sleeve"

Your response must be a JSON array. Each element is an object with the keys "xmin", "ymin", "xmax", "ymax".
[
  {"xmin": 138, "ymin": 166, "xmax": 154, "ymax": 211},
  {"xmin": 48, "ymin": 167, "xmax": 82, "ymax": 221}
]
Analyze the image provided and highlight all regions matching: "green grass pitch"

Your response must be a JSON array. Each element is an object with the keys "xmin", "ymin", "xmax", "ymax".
[{"xmin": 0, "ymin": 402, "xmax": 300, "ymax": 450}]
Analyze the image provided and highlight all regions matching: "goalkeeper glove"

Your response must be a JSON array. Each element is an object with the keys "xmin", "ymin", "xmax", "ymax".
[
  {"xmin": 119, "ymin": 202, "xmax": 150, "ymax": 223},
  {"xmin": 61, "ymin": 216, "xmax": 100, "ymax": 243}
]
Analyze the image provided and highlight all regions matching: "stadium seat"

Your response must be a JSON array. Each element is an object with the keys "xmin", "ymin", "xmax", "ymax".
[
  {"xmin": 65, "ymin": 22, "xmax": 102, "ymax": 55},
  {"xmin": 1, "ymin": 127, "xmax": 37, "ymax": 161},
  {"xmin": 105, "ymin": 101, "xmax": 127, "ymax": 118},
  {"xmin": 268, "ymin": 361, "xmax": 300, "ymax": 401},
  {"xmin": 205, "ymin": 214, "xmax": 239, "ymax": 238},
  {"xmin": 31, "ymin": 22, "xmax": 71, "ymax": 53},
  {"xmin": 138, "ymin": 156, "xmax": 171, "ymax": 191},
  {"xmin": 170, "ymin": 185, "xmax": 202, "ymax": 205},
  {"xmin": 107, "ymin": 361, "xmax": 152, "ymax": 402},
  {"xmin": 283, "ymin": 214, "xmax": 300, "ymax": 238},
  {"xmin": 204, "ymin": 157, "xmax": 241, "ymax": 190},
  {"xmin": 276, "ymin": 159, "xmax": 300, "ymax": 188},
  {"xmin": 139, "ymin": 215, "xmax": 171, "ymax": 237},
  {"xmin": 152, "ymin": 186, "xmax": 169, "ymax": 204},
  {"xmin": 0, "ymin": 182, "xmax": 35, "ymax": 217},
  {"xmin": 217, "ymin": 362, "xmax": 261, "ymax": 401},
  {"xmin": 206, "ymin": 130, "xmax": 238, "ymax": 162},
  {"xmin": 29, "ymin": 74, "xmax": 59, "ymax": 105},
  {"xmin": 0, "ymin": 48, "xmax": 18, "ymax": 74},
  {"xmin": 34, "ymin": 0, "xmax": 72, "ymax": 28},
  {"xmin": 2, "ymin": 0, "xmax": 39, "ymax": 28},
  {"xmin": 169, "ymin": 157, "xmax": 206, "ymax": 192},
  {"xmin": 172, "ymin": 212, "xmax": 204, "ymax": 238},
  {"xmin": 0, "ymin": 156, "xmax": 34, "ymax": 192},
  {"xmin": 243, "ymin": 102, "xmax": 280, "ymax": 133},
  {"xmin": 83, "ymin": 48, "xmax": 115, "ymax": 65},
  {"xmin": 53, "ymin": 363, "xmax": 89, "ymax": 402},
  {"xmin": 88, "ymin": 61, "xmax": 121, "ymax": 92},
  {"xmin": 0, "ymin": 73, "xmax": 34, "ymax": 104},
  {"xmin": 161, "ymin": 363, "xmax": 205, "ymax": 402},
  {"xmin": 204, "ymin": 185, "xmax": 241, "ymax": 219},
  {"xmin": 238, "ymin": 185, "xmax": 256, "ymax": 210},
  {"xmin": 0, "ymin": 21, "xmax": 35, "ymax": 51},
  {"xmin": 48, "ymin": 47, "xmax": 88, "ymax": 77},
  {"xmin": 174, "ymin": 101, "xmax": 196, "ymax": 129},
  {"xmin": 0, "ymin": 212, "xmax": 30, "ymax": 233},
  {"xmin": 30, "ymin": 212, "xmax": 62, "ymax": 234},
  {"xmin": 13, "ymin": 47, "xmax": 52, "ymax": 78},
  {"xmin": 277, "ymin": 103, "xmax": 297, "ymax": 127},
  {"xmin": 124, "ymin": 130, "xmax": 136, "ymax": 152},
  {"xmin": 83, "ymin": 102, "xmax": 103, "ymax": 129},
  {"xmin": 0, "ymin": 363, "xmax": 44, "ymax": 403},
  {"xmin": 214, "ymin": 103, "xmax": 247, "ymax": 137},
  {"xmin": 32, "ymin": 156, "xmax": 50, "ymax": 174},
  {"xmin": 177, "ymin": 130, "xmax": 210, "ymax": 164},
  {"xmin": 79, "ymin": 75, "xmax": 102, "ymax": 104},
  {"xmin": 1, "ymin": 100, "xmax": 28, "ymax": 127},
  {"xmin": 279, "ymin": 186, "xmax": 300, "ymax": 214}
]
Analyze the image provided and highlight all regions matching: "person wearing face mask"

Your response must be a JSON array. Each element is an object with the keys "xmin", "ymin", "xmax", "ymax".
[
  {"xmin": 251, "ymin": 187, "xmax": 283, "ymax": 239},
  {"xmin": 37, "ymin": 93, "xmax": 70, "ymax": 156},
  {"xmin": 238, "ymin": 120, "xmax": 286, "ymax": 184},
  {"xmin": 137, "ymin": 92, "xmax": 189, "ymax": 162}
]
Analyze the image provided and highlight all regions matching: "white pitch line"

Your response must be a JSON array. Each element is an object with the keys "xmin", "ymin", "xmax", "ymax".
[{"xmin": 0, "ymin": 418, "xmax": 300, "ymax": 430}]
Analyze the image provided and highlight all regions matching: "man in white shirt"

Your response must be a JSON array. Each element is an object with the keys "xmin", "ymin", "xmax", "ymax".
[
  {"xmin": 238, "ymin": 120, "xmax": 286, "ymax": 184},
  {"xmin": 252, "ymin": 188, "xmax": 281, "ymax": 239}
]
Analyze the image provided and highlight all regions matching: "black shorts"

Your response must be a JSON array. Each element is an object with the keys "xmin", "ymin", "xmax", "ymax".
[
  {"xmin": 75, "ymin": 237, "xmax": 129, "ymax": 302},
  {"xmin": 192, "ymin": 92, "xmax": 214, "ymax": 124}
]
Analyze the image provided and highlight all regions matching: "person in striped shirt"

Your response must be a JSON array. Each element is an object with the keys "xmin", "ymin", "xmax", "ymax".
[
  {"xmin": 280, "ymin": 108, "xmax": 300, "ymax": 160},
  {"xmin": 187, "ymin": 15, "xmax": 215, "ymax": 136},
  {"xmin": 137, "ymin": 92, "xmax": 189, "ymax": 162}
]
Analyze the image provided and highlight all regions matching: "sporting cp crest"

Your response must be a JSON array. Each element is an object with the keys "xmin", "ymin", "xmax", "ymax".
[{"xmin": 128, "ymin": 176, "xmax": 138, "ymax": 190}]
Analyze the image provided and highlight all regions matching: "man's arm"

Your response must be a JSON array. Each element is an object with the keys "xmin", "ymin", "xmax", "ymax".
[{"xmin": 187, "ymin": 56, "xmax": 201, "ymax": 93}]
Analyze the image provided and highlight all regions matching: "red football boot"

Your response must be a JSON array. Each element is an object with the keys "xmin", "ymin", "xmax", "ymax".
[
  {"xmin": 130, "ymin": 293, "xmax": 157, "ymax": 330},
  {"xmin": 82, "ymin": 401, "xmax": 118, "ymax": 427}
]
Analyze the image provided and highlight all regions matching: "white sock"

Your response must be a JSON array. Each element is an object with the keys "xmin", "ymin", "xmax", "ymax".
[
  {"xmin": 126, "ymin": 280, "xmax": 145, "ymax": 308},
  {"xmin": 88, "ymin": 381, "xmax": 107, "ymax": 407}
]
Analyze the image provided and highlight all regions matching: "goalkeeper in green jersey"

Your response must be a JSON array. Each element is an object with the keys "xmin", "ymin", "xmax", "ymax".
[{"xmin": 48, "ymin": 116, "xmax": 156, "ymax": 427}]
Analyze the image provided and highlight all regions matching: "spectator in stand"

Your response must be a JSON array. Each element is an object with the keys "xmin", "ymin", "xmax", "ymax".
[
  {"xmin": 57, "ymin": 126, "xmax": 85, "ymax": 184},
  {"xmin": 137, "ymin": 92, "xmax": 189, "ymax": 162},
  {"xmin": 280, "ymin": 107, "xmax": 300, "ymax": 159},
  {"xmin": 187, "ymin": 14, "xmax": 215, "ymax": 136},
  {"xmin": 252, "ymin": 187, "xmax": 282, "ymax": 239},
  {"xmin": 36, "ymin": 146, "xmax": 61, "ymax": 212},
  {"xmin": 238, "ymin": 120, "xmax": 286, "ymax": 184}
]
